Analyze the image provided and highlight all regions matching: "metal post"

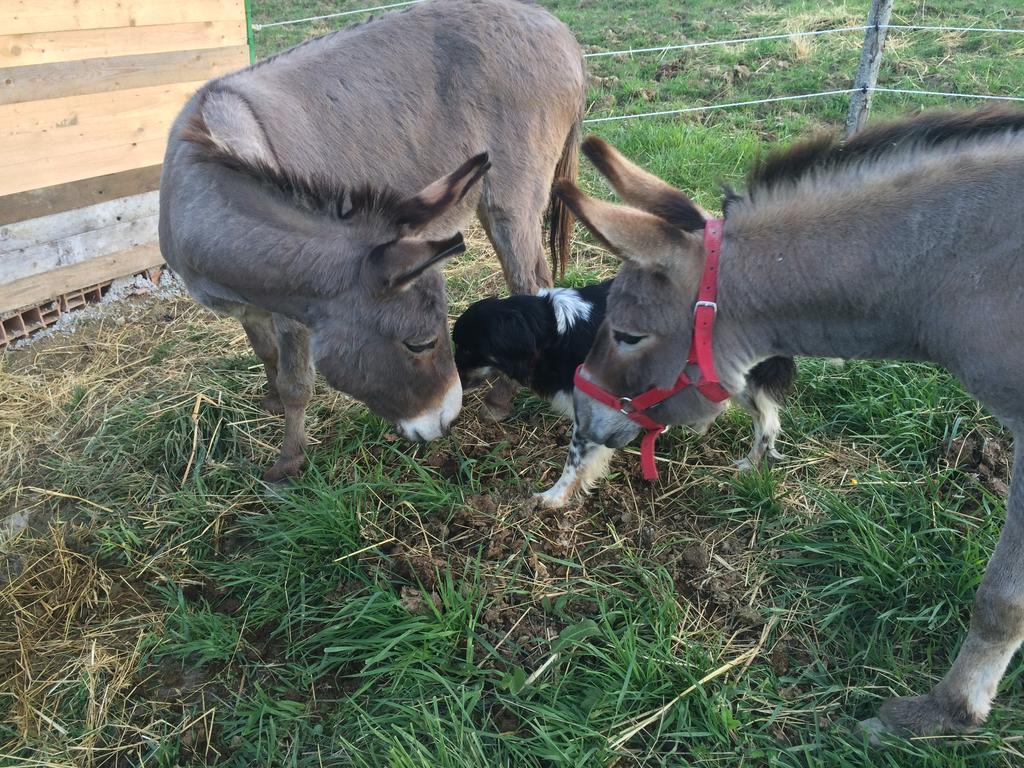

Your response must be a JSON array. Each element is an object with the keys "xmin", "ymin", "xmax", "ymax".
[
  {"xmin": 845, "ymin": 0, "xmax": 894, "ymax": 137},
  {"xmin": 245, "ymin": 0, "xmax": 256, "ymax": 64}
]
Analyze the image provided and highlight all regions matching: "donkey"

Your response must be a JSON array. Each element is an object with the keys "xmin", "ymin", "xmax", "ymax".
[
  {"xmin": 555, "ymin": 107, "xmax": 1024, "ymax": 739},
  {"xmin": 159, "ymin": 0, "xmax": 585, "ymax": 480}
]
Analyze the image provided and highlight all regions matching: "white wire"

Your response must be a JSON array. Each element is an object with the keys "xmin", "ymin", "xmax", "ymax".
[
  {"xmin": 251, "ymin": 1, "xmax": 422, "ymax": 31},
  {"xmin": 247, "ymin": 8, "xmax": 1024, "ymax": 125},
  {"xmin": 583, "ymin": 26, "xmax": 868, "ymax": 59},
  {"xmin": 250, "ymin": 8, "xmax": 1023, "ymax": 43},
  {"xmin": 582, "ymin": 86, "xmax": 1024, "ymax": 126},
  {"xmin": 870, "ymin": 86, "xmax": 1024, "ymax": 102},
  {"xmin": 885, "ymin": 24, "xmax": 1024, "ymax": 35},
  {"xmin": 582, "ymin": 88, "xmax": 859, "ymax": 124}
]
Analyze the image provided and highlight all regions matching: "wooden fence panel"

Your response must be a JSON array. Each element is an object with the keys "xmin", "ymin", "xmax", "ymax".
[{"xmin": 0, "ymin": 0, "xmax": 252, "ymax": 328}]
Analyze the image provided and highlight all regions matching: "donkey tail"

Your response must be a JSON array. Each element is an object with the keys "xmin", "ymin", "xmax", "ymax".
[{"xmin": 548, "ymin": 109, "xmax": 582, "ymax": 282}]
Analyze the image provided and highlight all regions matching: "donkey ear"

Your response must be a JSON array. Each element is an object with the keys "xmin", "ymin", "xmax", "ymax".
[
  {"xmin": 394, "ymin": 153, "xmax": 492, "ymax": 231},
  {"xmin": 372, "ymin": 232, "xmax": 466, "ymax": 293},
  {"xmin": 582, "ymin": 137, "xmax": 708, "ymax": 232},
  {"xmin": 552, "ymin": 181, "xmax": 690, "ymax": 267}
]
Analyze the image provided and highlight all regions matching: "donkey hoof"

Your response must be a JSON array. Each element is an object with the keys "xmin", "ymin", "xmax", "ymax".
[
  {"xmin": 733, "ymin": 457, "xmax": 756, "ymax": 472},
  {"xmin": 870, "ymin": 694, "xmax": 977, "ymax": 740},
  {"xmin": 263, "ymin": 456, "xmax": 306, "ymax": 483},
  {"xmin": 260, "ymin": 394, "xmax": 285, "ymax": 415}
]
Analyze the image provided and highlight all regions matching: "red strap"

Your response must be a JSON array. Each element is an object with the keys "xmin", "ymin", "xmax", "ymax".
[
  {"xmin": 571, "ymin": 218, "xmax": 730, "ymax": 483},
  {"xmin": 630, "ymin": 370, "xmax": 691, "ymax": 411},
  {"xmin": 690, "ymin": 220, "xmax": 730, "ymax": 403},
  {"xmin": 639, "ymin": 427, "xmax": 664, "ymax": 481},
  {"xmin": 573, "ymin": 366, "xmax": 666, "ymax": 479},
  {"xmin": 573, "ymin": 363, "xmax": 622, "ymax": 412}
]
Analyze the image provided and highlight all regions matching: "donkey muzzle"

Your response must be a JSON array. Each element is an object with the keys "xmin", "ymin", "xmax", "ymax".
[{"xmin": 396, "ymin": 378, "xmax": 463, "ymax": 442}]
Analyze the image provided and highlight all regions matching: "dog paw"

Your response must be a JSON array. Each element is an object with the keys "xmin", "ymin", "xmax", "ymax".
[
  {"xmin": 481, "ymin": 400, "xmax": 513, "ymax": 422},
  {"xmin": 532, "ymin": 489, "xmax": 571, "ymax": 510}
]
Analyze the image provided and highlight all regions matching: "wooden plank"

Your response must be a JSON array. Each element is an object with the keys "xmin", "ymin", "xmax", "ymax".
[
  {"xmin": 1, "ymin": 191, "xmax": 159, "ymax": 252},
  {"xmin": 0, "ymin": 243, "xmax": 163, "ymax": 314},
  {"xmin": 0, "ymin": 213, "xmax": 158, "ymax": 285},
  {"xmin": 5, "ymin": 102, "xmax": 181, "ymax": 167},
  {"xmin": 1, "ymin": 79, "xmax": 200, "ymax": 131},
  {"xmin": 0, "ymin": 165, "xmax": 162, "ymax": 227},
  {"xmin": 3, "ymin": 1, "xmax": 245, "ymax": 35},
  {"xmin": 0, "ymin": 136, "xmax": 169, "ymax": 197},
  {"xmin": 0, "ymin": 45, "xmax": 249, "ymax": 105},
  {"xmin": 0, "ymin": 78, "xmax": 202, "ymax": 196},
  {"xmin": 1, "ymin": 80, "xmax": 204, "ymax": 172},
  {"xmin": 0, "ymin": 21, "xmax": 247, "ymax": 67}
]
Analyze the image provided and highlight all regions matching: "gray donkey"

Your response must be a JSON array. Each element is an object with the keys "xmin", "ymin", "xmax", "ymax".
[
  {"xmin": 159, "ymin": 0, "xmax": 585, "ymax": 480},
  {"xmin": 555, "ymin": 108, "xmax": 1024, "ymax": 739}
]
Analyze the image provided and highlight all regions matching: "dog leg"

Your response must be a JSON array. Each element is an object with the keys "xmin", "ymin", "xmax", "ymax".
[
  {"xmin": 535, "ymin": 425, "xmax": 614, "ymax": 509},
  {"xmin": 482, "ymin": 374, "xmax": 519, "ymax": 422}
]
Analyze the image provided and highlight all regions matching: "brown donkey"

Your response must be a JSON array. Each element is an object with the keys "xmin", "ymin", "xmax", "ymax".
[
  {"xmin": 159, "ymin": 0, "xmax": 585, "ymax": 480},
  {"xmin": 556, "ymin": 108, "xmax": 1024, "ymax": 738}
]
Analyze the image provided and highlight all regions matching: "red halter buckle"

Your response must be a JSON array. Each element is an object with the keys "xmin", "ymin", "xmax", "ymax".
[{"xmin": 573, "ymin": 219, "xmax": 730, "ymax": 481}]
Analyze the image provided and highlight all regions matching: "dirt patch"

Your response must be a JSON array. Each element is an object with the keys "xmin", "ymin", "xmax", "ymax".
[
  {"xmin": 348, "ymin": 432, "xmax": 761, "ymax": 669},
  {"xmin": 654, "ymin": 58, "xmax": 687, "ymax": 82},
  {"xmin": 947, "ymin": 433, "xmax": 1011, "ymax": 498}
]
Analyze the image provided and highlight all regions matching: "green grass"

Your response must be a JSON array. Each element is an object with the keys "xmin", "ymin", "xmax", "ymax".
[{"xmin": 2, "ymin": 1, "xmax": 1023, "ymax": 767}]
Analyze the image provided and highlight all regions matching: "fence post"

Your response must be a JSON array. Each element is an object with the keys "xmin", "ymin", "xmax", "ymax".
[
  {"xmin": 845, "ymin": 0, "xmax": 894, "ymax": 137},
  {"xmin": 245, "ymin": 0, "xmax": 256, "ymax": 64}
]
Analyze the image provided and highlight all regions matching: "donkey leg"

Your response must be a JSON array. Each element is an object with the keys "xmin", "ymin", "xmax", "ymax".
[
  {"xmin": 734, "ymin": 388, "xmax": 785, "ymax": 470},
  {"xmin": 240, "ymin": 311, "xmax": 284, "ymax": 415},
  {"xmin": 535, "ymin": 425, "xmax": 615, "ymax": 509},
  {"xmin": 862, "ymin": 440, "xmax": 1023, "ymax": 739},
  {"xmin": 477, "ymin": 200, "xmax": 551, "ymax": 420},
  {"xmin": 263, "ymin": 316, "xmax": 314, "ymax": 483},
  {"xmin": 478, "ymin": 200, "xmax": 553, "ymax": 295}
]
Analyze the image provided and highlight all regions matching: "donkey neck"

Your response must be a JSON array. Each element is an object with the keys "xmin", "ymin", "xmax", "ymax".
[
  {"xmin": 713, "ymin": 141, "xmax": 1024, "ymax": 387},
  {"xmin": 185, "ymin": 168, "xmax": 371, "ymax": 324}
]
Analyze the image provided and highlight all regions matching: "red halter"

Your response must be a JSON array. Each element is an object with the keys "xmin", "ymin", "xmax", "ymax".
[{"xmin": 573, "ymin": 219, "xmax": 730, "ymax": 481}]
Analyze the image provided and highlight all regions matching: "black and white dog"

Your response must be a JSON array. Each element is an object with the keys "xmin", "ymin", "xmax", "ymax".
[
  {"xmin": 453, "ymin": 281, "xmax": 794, "ymax": 507},
  {"xmin": 454, "ymin": 281, "xmax": 611, "ymax": 419}
]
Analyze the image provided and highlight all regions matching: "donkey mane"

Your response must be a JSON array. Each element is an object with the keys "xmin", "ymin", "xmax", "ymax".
[
  {"xmin": 728, "ymin": 105, "xmax": 1024, "ymax": 209},
  {"xmin": 180, "ymin": 94, "xmax": 406, "ymax": 223}
]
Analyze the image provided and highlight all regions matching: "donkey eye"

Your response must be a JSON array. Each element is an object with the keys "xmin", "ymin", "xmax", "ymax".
[
  {"xmin": 404, "ymin": 338, "xmax": 437, "ymax": 354},
  {"xmin": 613, "ymin": 330, "xmax": 647, "ymax": 346}
]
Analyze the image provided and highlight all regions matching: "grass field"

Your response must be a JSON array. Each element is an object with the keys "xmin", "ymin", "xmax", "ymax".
[{"xmin": 2, "ymin": 1, "xmax": 1024, "ymax": 766}]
